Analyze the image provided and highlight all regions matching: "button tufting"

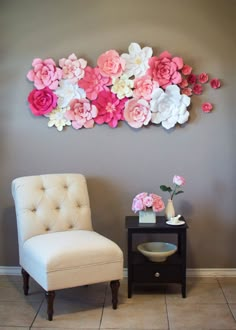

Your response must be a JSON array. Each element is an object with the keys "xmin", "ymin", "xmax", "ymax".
[
  {"xmin": 68, "ymin": 224, "xmax": 73, "ymax": 229},
  {"xmin": 45, "ymin": 227, "xmax": 50, "ymax": 231},
  {"xmin": 64, "ymin": 184, "xmax": 68, "ymax": 189},
  {"xmin": 55, "ymin": 206, "xmax": 60, "ymax": 210},
  {"xmin": 31, "ymin": 208, "xmax": 36, "ymax": 212}
]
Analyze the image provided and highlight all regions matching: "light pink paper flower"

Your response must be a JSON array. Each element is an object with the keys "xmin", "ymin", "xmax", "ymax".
[
  {"xmin": 27, "ymin": 58, "xmax": 62, "ymax": 90},
  {"xmin": 59, "ymin": 53, "xmax": 87, "ymax": 83},
  {"xmin": 92, "ymin": 90, "xmax": 127, "ymax": 128},
  {"xmin": 124, "ymin": 98, "xmax": 151, "ymax": 128},
  {"xmin": 187, "ymin": 73, "xmax": 197, "ymax": 85},
  {"xmin": 210, "ymin": 78, "xmax": 221, "ymax": 89},
  {"xmin": 193, "ymin": 84, "xmax": 203, "ymax": 95},
  {"xmin": 147, "ymin": 51, "xmax": 183, "ymax": 89},
  {"xmin": 198, "ymin": 72, "xmax": 209, "ymax": 84},
  {"xmin": 78, "ymin": 66, "xmax": 111, "ymax": 100},
  {"xmin": 173, "ymin": 175, "xmax": 185, "ymax": 186},
  {"xmin": 182, "ymin": 87, "xmax": 192, "ymax": 96},
  {"xmin": 65, "ymin": 98, "xmax": 97, "ymax": 129},
  {"xmin": 133, "ymin": 75, "xmax": 159, "ymax": 101},
  {"xmin": 97, "ymin": 50, "xmax": 125, "ymax": 78},
  {"xmin": 28, "ymin": 87, "xmax": 58, "ymax": 116},
  {"xmin": 182, "ymin": 64, "xmax": 192, "ymax": 76},
  {"xmin": 202, "ymin": 102, "xmax": 213, "ymax": 113}
]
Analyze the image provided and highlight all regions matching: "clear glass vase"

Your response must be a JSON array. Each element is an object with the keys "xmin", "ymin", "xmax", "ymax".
[{"xmin": 165, "ymin": 199, "xmax": 175, "ymax": 220}]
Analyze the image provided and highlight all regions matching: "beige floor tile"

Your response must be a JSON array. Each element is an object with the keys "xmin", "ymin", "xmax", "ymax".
[
  {"xmin": 218, "ymin": 278, "xmax": 236, "ymax": 303},
  {"xmin": 229, "ymin": 304, "xmax": 236, "ymax": 321},
  {"xmin": 101, "ymin": 302, "xmax": 168, "ymax": 329},
  {"xmin": 0, "ymin": 300, "xmax": 41, "ymax": 327},
  {"xmin": 166, "ymin": 281, "xmax": 227, "ymax": 304},
  {"xmin": 187, "ymin": 276, "xmax": 219, "ymax": 284},
  {"xmin": 167, "ymin": 303, "xmax": 236, "ymax": 330},
  {"xmin": 32, "ymin": 284, "xmax": 106, "ymax": 328},
  {"xmin": 0, "ymin": 328, "xmax": 29, "ymax": 330}
]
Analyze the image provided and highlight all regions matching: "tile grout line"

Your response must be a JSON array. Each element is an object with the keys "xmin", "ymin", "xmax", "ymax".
[
  {"xmin": 99, "ymin": 282, "xmax": 108, "ymax": 329},
  {"xmin": 29, "ymin": 295, "xmax": 45, "ymax": 329},
  {"xmin": 217, "ymin": 277, "xmax": 236, "ymax": 322},
  {"xmin": 164, "ymin": 288, "xmax": 171, "ymax": 330}
]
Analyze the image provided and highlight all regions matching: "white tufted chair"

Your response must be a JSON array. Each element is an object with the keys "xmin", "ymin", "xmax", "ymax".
[{"xmin": 11, "ymin": 173, "xmax": 123, "ymax": 321}]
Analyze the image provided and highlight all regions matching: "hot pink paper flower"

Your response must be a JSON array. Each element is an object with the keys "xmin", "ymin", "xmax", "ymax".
[
  {"xmin": 182, "ymin": 64, "xmax": 192, "ymax": 76},
  {"xmin": 92, "ymin": 90, "xmax": 127, "ymax": 128},
  {"xmin": 182, "ymin": 87, "xmax": 192, "ymax": 96},
  {"xmin": 59, "ymin": 53, "xmax": 87, "ymax": 83},
  {"xmin": 147, "ymin": 51, "xmax": 183, "ymax": 89},
  {"xmin": 210, "ymin": 78, "xmax": 221, "ymax": 89},
  {"xmin": 187, "ymin": 73, "xmax": 197, "ymax": 85},
  {"xmin": 97, "ymin": 50, "xmax": 125, "ymax": 78},
  {"xmin": 193, "ymin": 84, "xmax": 203, "ymax": 95},
  {"xmin": 133, "ymin": 75, "xmax": 159, "ymax": 100},
  {"xmin": 178, "ymin": 78, "xmax": 188, "ymax": 89},
  {"xmin": 202, "ymin": 102, "xmax": 213, "ymax": 113},
  {"xmin": 65, "ymin": 98, "xmax": 97, "ymax": 129},
  {"xmin": 27, "ymin": 58, "xmax": 62, "ymax": 90},
  {"xmin": 198, "ymin": 72, "xmax": 209, "ymax": 84},
  {"xmin": 28, "ymin": 87, "xmax": 58, "ymax": 116},
  {"xmin": 78, "ymin": 66, "xmax": 111, "ymax": 101},
  {"xmin": 124, "ymin": 98, "xmax": 151, "ymax": 128}
]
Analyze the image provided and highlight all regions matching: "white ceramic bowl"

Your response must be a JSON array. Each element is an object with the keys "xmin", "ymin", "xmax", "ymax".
[{"xmin": 137, "ymin": 242, "xmax": 177, "ymax": 262}]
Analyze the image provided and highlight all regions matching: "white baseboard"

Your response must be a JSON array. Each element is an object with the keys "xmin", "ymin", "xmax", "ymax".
[{"xmin": 1, "ymin": 266, "xmax": 236, "ymax": 277}]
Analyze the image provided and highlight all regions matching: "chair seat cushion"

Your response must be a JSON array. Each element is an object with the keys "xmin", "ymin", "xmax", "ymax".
[{"xmin": 21, "ymin": 230, "xmax": 123, "ymax": 290}]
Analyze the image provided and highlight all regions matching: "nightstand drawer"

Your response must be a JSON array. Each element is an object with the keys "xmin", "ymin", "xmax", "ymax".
[{"xmin": 133, "ymin": 264, "xmax": 182, "ymax": 283}]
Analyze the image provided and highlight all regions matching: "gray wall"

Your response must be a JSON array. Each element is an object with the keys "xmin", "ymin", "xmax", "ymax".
[{"xmin": 1, "ymin": 0, "xmax": 235, "ymax": 267}]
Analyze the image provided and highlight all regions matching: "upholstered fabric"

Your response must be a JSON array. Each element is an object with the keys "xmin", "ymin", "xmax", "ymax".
[{"xmin": 11, "ymin": 173, "xmax": 123, "ymax": 292}]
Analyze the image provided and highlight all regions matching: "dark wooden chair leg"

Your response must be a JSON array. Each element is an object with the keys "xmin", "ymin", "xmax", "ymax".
[
  {"xmin": 45, "ymin": 291, "xmax": 55, "ymax": 321},
  {"xmin": 21, "ymin": 268, "xmax": 29, "ymax": 296},
  {"xmin": 110, "ymin": 280, "xmax": 120, "ymax": 309}
]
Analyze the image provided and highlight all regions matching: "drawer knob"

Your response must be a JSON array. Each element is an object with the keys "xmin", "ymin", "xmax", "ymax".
[{"xmin": 154, "ymin": 272, "xmax": 160, "ymax": 278}]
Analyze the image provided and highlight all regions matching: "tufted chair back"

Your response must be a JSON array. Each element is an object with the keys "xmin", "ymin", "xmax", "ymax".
[{"xmin": 12, "ymin": 173, "xmax": 93, "ymax": 250}]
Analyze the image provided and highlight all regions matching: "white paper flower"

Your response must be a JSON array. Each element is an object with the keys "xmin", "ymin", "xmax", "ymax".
[
  {"xmin": 111, "ymin": 74, "xmax": 134, "ymax": 99},
  {"xmin": 150, "ymin": 85, "xmax": 191, "ymax": 130},
  {"xmin": 46, "ymin": 106, "xmax": 71, "ymax": 131},
  {"xmin": 55, "ymin": 79, "xmax": 86, "ymax": 108},
  {"xmin": 121, "ymin": 42, "xmax": 153, "ymax": 78}
]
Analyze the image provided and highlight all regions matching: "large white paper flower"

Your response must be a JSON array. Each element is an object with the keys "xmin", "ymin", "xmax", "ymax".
[
  {"xmin": 111, "ymin": 74, "xmax": 134, "ymax": 99},
  {"xmin": 46, "ymin": 106, "xmax": 71, "ymax": 131},
  {"xmin": 121, "ymin": 42, "xmax": 153, "ymax": 78},
  {"xmin": 55, "ymin": 79, "xmax": 86, "ymax": 108},
  {"xmin": 150, "ymin": 85, "xmax": 191, "ymax": 129}
]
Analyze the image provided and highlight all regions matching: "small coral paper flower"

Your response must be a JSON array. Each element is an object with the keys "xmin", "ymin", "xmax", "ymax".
[
  {"xmin": 132, "ymin": 192, "xmax": 165, "ymax": 213},
  {"xmin": 202, "ymin": 102, "xmax": 213, "ymax": 113},
  {"xmin": 210, "ymin": 78, "xmax": 221, "ymax": 89},
  {"xmin": 97, "ymin": 50, "xmax": 125, "ymax": 78},
  {"xmin": 160, "ymin": 175, "xmax": 185, "ymax": 200}
]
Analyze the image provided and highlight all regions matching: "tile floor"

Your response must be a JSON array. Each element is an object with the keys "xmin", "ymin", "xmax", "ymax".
[{"xmin": 0, "ymin": 275, "xmax": 236, "ymax": 329}]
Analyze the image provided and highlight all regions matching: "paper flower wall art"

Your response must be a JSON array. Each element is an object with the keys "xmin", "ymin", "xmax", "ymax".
[{"xmin": 26, "ymin": 42, "xmax": 221, "ymax": 131}]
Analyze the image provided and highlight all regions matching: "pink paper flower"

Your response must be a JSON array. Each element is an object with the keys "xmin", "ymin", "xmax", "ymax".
[
  {"xmin": 148, "ymin": 51, "xmax": 183, "ymax": 89},
  {"xmin": 97, "ymin": 50, "xmax": 125, "ymax": 78},
  {"xmin": 182, "ymin": 64, "xmax": 192, "ymax": 76},
  {"xmin": 210, "ymin": 78, "xmax": 221, "ymax": 89},
  {"xmin": 178, "ymin": 78, "xmax": 188, "ymax": 89},
  {"xmin": 202, "ymin": 102, "xmax": 213, "ymax": 113},
  {"xmin": 187, "ymin": 73, "xmax": 197, "ymax": 85},
  {"xmin": 173, "ymin": 175, "xmax": 185, "ymax": 186},
  {"xmin": 132, "ymin": 192, "xmax": 164, "ymax": 213},
  {"xmin": 27, "ymin": 58, "xmax": 62, "ymax": 90},
  {"xmin": 59, "ymin": 53, "xmax": 87, "ymax": 83},
  {"xmin": 124, "ymin": 98, "xmax": 151, "ymax": 128},
  {"xmin": 193, "ymin": 83, "xmax": 203, "ymax": 95},
  {"xmin": 78, "ymin": 66, "xmax": 111, "ymax": 101},
  {"xmin": 133, "ymin": 75, "xmax": 159, "ymax": 101},
  {"xmin": 65, "ymin": 98, "xmax": 97, "ymax": 129},
  {"xmin": 92, "ymin": 90, "xmax": 127, "ymax": 128},
  {"xmin": 198, "ymin": 72, "xmax": 209, "ymax": 84},
  {"xmin": 28, "ymin": 87, "xmax": 58, "ymax": 116},
  {"xmin": 182, "ymin": 87, "xmax": 192, "ymax": 96}
]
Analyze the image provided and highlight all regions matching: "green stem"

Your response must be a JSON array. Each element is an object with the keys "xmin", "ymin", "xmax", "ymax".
[{"xmin": 170, "ymin": 184, "xmax": 177, "ymax": 200}]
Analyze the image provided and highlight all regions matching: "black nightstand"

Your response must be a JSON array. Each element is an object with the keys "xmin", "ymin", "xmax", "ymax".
[{"xmin": 125, "ymin": 216, "xmax": 188, "ymax": 298}]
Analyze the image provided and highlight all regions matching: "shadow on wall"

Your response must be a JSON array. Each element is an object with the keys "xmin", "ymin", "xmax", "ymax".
[
  {"xmin": 2, "ymin": 207, "xmax": 19, "ymax": 266},
  {"xmin": 87, "ymin": 176, "xmax": 125, "ymax": 253}
]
